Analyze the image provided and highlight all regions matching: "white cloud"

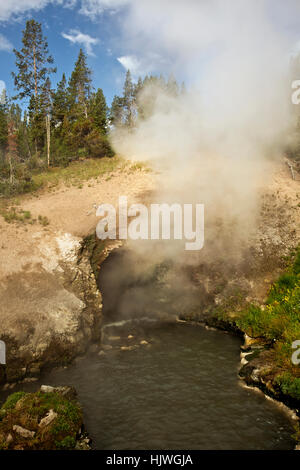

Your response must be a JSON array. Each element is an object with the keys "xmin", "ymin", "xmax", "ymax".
[
  {"xmin": 0, "ymin": 80, "xmax": 6, "ymax": 93},
  {"xmin": 62, "ymin": 29, "xmax": 99, "ymax": 56},
  {"xmin": 117, "ymin": 55, "xmax": 141, "ymax": 74},
  {"xmin": 0, "ymin": 0, "xmax": 57, "ymax": 21},
  {"xmin": 0, "ymin": 33, "xmax": 12, "ymax": 52},
  {"xmin": 0, "ymin": 0, "xmax": 128, "ymax": 22},
  {"xmin": 79, "ymin": 0, "xmax": 129, "ymax": 19},
  {"xmin": 117, "ymin": 53, "xmax": 168, "ymax": 78},
  {"xmin": 0, "ymin": 1, "xmax": 79, "ymax": 22}
]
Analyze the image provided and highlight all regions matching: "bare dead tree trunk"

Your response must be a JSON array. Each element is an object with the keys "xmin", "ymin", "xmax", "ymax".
[
  {"xmin": 24, "ymin": 127, "xmax": 32, "ymax": 160},
  {"xmin": 286, "ymin": 159, "xmax": 295, "ymax": 180},
  {"xmin": 45, "ymin": 114, "xmax": 50, "ymax": 167},
  {"xmin": 33, "ymin": 45, "xmax": 38, "ymax": 155},
  {"xmin": 8, "ymin": 154, "xmax": 13, "ymax": 184},
  {"xmin": 33, "ymin": 45, "xmax": 37, "ymax": 99}
]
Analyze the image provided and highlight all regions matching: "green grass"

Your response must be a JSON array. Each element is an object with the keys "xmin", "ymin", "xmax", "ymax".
[
  {"xmin": 236, "ymin": 246, "xmax": 300, "ymax": 373},
  {"xmin": 0, "ymin": 391, "xmax": 27, "ymax": 414},
  {"xmin": 0, "ymin": 206, "xmax": 33, "ymax": 224},
  {"xmin": 31, "ymin": 156, "xmax": 126, "ymax": 190},
  {"xmin": 128, "ymin": 161, "xmax": 151, "ymax": 172},
  {"xmin": 274, "ymin": 372, "xmax": 300, "ymax": 400},
  {"xmin": 0, "ymin": 205, "xmax": 51, "ymax": 227},
  {"xmin": 0, "ymin": 156, "xmax": 150, "ymax": 201}
]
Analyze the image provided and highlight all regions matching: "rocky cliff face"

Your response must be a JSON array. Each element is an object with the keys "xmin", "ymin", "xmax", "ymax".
[{"xmin": 0, "ymin": 233, "xmax": 102, "ymax": 384}]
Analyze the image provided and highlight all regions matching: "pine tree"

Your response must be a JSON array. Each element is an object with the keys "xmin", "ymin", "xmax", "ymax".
[
  {"xmin": 158, "ymin": 74, "xmax": 166, "ymax": 90},
  {"xmin": 28, "ymin": 94, "xmax": 45, "ymax": 155},
  {"xmin": 39, "ymin": 78, "xmax": 52, "ymax": 167},
  {"xmin": 52, "ymin": 73, "xmax": 68, "ymax": 130},
  {"xmin": 134, "ymin": 77, "xmax": 143, "ymax": 100},
  {"xmin": 109, "ymin": 95, "xmax": 124, "ymax": 127},
  {"xmin": 7, "ymin": 103, "xmax": 30, "ymax": 161},
  {"xmin": 27, "ymin": 78, "xmax": 52, "ymax": 150},
  {"xmin": 132, "ymin": 77, "xmax": 143, "ymax": 121},
  {"xmin": 90, "ymin": 88, "xmax": 108, "ymax": 134},
  {"xmin": 7, "ymin": 121, "xmax": 18, "ymax": 184},
  {"xmin": 0, "ymin": 103, "xmax": 8, "ymax": 162},
  {"xmin": 12, "ymin": 19, "xmax": 56, "ymax": 101},
  {"xmin": 12, "ymin": 19, "xmax": 56, "ymax": 157},
  {"xmin": 8, "ymin": 103, "xmax": 22, "ymax": 130},
  {"xmin": 123, "ymin": 70, "xmax": 135, "ymax": 128},
  {"xmin": 68, "ymin": 49, "xmax": 92, "ymax": 120},
  {"xmin": 166, "ymin": 74, "xmax": 179, "ymax": 97},
  {"xmin": 17, "ymin": 111, "xmax": 31, "ymax": 161},
  {"xmin": 0, "ymin": 88, "xmax": 7, "ymax": 106},
  {"xmin": 40, "ymin": 77, "xmax": 52, "ymax": 115}
]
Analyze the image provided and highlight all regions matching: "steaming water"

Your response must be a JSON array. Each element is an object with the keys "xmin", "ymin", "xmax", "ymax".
[
  {"xmin": 6, "ymin": 321, "xmax": 295, "ymax": 450},
  {"xmin": 2, "ymin": 249, "xmax": 295, "ymax": 450}
]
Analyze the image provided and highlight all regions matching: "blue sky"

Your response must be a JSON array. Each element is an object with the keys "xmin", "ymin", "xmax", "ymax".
[
  {"xmin": 0, "ymin": 2, "xmax": 143, "ymax": 107},
  {"xmin": 1, "ymin": 0, "xmax": 300, "ymax": 111}
]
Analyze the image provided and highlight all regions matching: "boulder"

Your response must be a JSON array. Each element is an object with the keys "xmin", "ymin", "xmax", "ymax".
[
  {"xmin": 13, "ymin": 425, "xmax": 35, "ymax": 439},
  {"xmin": 39, "ymin": 409, "xmax": 58, "ymax": 428}
]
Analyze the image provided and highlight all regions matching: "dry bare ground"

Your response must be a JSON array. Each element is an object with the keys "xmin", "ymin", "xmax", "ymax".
[
  {"xmin": 250, "ymin": 158, "xmax": 300, "ymax": 300},
  {"xmin": 0, "ymin": 165, "xmax": 156, "ymax": 383}
]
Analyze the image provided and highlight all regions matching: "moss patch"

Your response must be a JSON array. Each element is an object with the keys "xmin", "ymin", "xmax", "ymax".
[{"xmin": 0, "ymin": 388, "xmax": 83, "ymax": 450}]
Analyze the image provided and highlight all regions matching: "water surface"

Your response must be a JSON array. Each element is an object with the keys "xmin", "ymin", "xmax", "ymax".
[
  {"xmin": 5, "ymin": 321, "xmax": 295, "ymax": 450},
  {"xmin": 1, "ymin": 248, "xmax": 295, "ymax": 450}
]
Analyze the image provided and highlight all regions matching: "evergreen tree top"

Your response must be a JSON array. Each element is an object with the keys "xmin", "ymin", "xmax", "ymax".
[{"xmin": 12, "ymin": 19, "xmax": 56, "ymax": 101}]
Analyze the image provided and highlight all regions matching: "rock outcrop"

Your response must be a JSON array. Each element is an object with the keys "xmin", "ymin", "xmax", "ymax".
[{"xmin": 0, "ymin": 233, "xmax": 102, "ymax": 384}]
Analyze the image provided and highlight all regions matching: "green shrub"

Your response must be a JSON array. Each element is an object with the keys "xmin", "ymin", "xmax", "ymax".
[
  {"xmin": 38, "ymin": 214, "xmax": 50, "ymax": 226},
  {"xmin": 293, "ymin": 248, "xmax": 300, "ymax": 275},
  {"xmin": 267, "ymin": 272, "xmax": 299, "ymax": 303},
  {"xmin": 0, "ymin": 207, "xmax": 33, "ymax": 224},
  {"xmin": 236, "ymin": 246, "xmax": 300, "ymax": 369},
  {"xmin": 274, "ymin": 373, "xmax": 300, "ymax": 400},
  {"xmin": 55, "ymin": 435, "xmax": 76, "ymax": 450},
  {"xmin": 0, "ymin": 391, "xmax": 27, "ymax": 412}
]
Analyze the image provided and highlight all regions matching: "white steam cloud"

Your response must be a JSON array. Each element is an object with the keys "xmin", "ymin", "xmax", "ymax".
[{"xmin": 111, "ymin": 0, "xmax": 299, "ymax": 263}]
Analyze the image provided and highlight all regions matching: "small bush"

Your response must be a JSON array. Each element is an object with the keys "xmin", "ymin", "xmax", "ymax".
[
  {"xmin": 267, "ymin": 273, "xmax": 298, "ymax": 303},
  {"xmin": 0, "ymin": 207, "xmax": 32, "ymax": 224},
  {"xmin": 38, "ymin": 215, "xmax": 50, "ymax": 226},
  {"xmin": 0, "ymin": 391, "xmax": 27, "ymax": 412},
  {"xmin": 293, "ymin": 248, "xmax": 300, "ymax": 275},
  {"xmin": 55, "ymin": 435, "xmax": 76, "ymax": 450},
  {"xmin": 274, "ymin": 373, "xmax": 300, "ymax": 400}
]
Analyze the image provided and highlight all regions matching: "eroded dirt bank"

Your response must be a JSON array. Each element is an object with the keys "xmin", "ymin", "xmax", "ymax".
[{"xmin": 0, "ymin": 165, "xmax": 155, "ymax": 384}]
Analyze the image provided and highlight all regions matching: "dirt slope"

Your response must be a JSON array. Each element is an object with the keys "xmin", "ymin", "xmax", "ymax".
[{"xmin": 0, "ymin": 166, "xmax": 155, "ymax": 383}]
